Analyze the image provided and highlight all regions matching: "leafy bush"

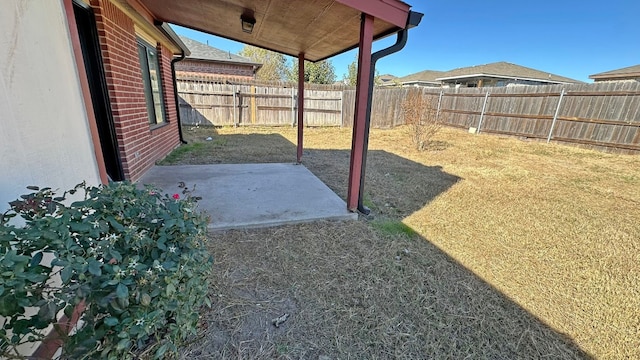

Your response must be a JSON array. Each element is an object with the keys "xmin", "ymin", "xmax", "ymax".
[{"xmin": 0, "ymin": 182, "xmax": 212, "ymax": 359}]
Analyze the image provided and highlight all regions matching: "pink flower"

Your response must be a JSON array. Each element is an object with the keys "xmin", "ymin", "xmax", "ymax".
[{"xmin": 172, "ymin": 194, "xmax": 180, "ymax": 200}]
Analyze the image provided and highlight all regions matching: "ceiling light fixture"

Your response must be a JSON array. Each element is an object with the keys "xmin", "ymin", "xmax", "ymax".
[{"xmin": 240, "ymin": 14, "xmax": 256, "ymax": 34}]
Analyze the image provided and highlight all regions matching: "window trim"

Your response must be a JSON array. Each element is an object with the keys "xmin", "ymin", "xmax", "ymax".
[{"xmin": 137, "ymin": 38, "xmax": 167, "ymax": 126}]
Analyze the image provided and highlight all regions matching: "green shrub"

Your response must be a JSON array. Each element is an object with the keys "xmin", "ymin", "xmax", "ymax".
[{"xmin": 0, "ymin": 182, "xmax": 212, "ymax": 359}]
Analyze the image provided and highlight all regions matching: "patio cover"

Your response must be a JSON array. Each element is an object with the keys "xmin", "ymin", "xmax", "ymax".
[
  {"xmin": 134, "ymin": 0, "xmax": 412, "ymax": 62},
  {"xmin": 130, "ymin": 0, "xmax": 421, "ymax": 212}
]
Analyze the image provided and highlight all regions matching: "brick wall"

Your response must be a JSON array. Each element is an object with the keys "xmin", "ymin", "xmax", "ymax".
[
  {"xmin": 91, "ymin": 0, "xmax": 180, "ymax": 181},
  {"xmin": 176, "ymin": 59, "xmax": 256, "ymax": 80}
]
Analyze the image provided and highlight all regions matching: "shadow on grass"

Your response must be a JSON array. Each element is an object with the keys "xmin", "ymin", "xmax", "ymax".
[
  {"xmin": 303, "ymin": 148, "xmax": 461, "ymax": 220},
  {"xmin": 164, "ymin": 131, "xmax": 591, "ymax": 358},
  {"xmin": 163, "ymin": 131, "xmax": 460, "ymax": 219},
  {"xmin": 161, "ymin": 131, "xmax": 297, "ymax": 165},
  {"xmin": 187, "ymin": 221, "xmax": 591, "ymax": 359}
]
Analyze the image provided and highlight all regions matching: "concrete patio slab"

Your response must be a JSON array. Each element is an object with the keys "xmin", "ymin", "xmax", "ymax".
[{"xmin": 139, "ymin": 163, "xmax": 357, "ymax": 231}]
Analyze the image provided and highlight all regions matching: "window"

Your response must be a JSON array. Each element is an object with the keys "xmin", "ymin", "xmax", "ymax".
[{"xmin": 137, "ymin": 39, "xmax": 166, "ymax": 126}]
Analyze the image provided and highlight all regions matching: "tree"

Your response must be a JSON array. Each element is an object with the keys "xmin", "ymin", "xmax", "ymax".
[
  {"xmin": 344, "ymin": 57, "xmax": 358, "ymax": 86},
  {"xmin": 286, "ymin": 59, "xmax": 337, "ymax": 84},
  {"xmin": 239, "ymin": 45, "xmax": 287, "ymax": 81},
  {"xmin": 343, "ymin": 55, "xmax": 381, "ymax": 86}
]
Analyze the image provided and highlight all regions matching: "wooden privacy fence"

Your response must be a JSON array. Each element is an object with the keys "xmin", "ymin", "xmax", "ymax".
[
  {"xmin": 177, "ymin": 76, "xmax": 343, "ymax": 127},
  {"xmin": 342, "ymin": 87, "xmax": 414, "ymax": 128},
  {"xmin": 420, "ymin": 81, "xmax": 640, "ymax": 153},
  {"xmin": 347, "ymin": 81, "xmax": 639, "ymax": 153},
  {"xmin": 176, "ymin": 76, "xmax": 640, "ymax": 154}
]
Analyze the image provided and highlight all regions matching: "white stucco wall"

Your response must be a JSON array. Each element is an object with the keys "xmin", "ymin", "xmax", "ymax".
[{"xmin": 0, "ymin": 0, "xmax": 101, "ymax": 214}]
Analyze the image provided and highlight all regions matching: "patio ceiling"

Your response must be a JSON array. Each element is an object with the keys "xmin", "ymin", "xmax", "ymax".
[{"xmin": 137, "ymin": 0, "xmax": 411, "ymax": 61}]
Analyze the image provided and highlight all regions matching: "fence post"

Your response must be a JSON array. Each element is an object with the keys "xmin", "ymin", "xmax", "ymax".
[
  {"xmin": 232, "ymin": 85, "xmax": 237, "ymax": 127},
  {"xmin": 339, "ymin": 90, "xmax": 344, "ymax": 127},
  {"xmin": 291, "ymin": 87, "xmax": 296, "ymax": 127},
  {"xmin": 436, "ymin": 90, "xmax": 443, "ymax": 121},
  {"xmin": 547, "ymin": 88, "xmax": 566, "ymax": 143},
  {"xmin": 250, "ymin": 85, "xmax": 256, "ymax": 124},
  {"xmin": 477, "ymin": 91, "xmax": 490, "ymax": 134}
]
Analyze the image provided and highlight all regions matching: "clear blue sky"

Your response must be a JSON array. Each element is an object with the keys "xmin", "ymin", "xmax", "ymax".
[{"xmin": 172, "ymin": 0, "xmax": 640, "ymax": 83}]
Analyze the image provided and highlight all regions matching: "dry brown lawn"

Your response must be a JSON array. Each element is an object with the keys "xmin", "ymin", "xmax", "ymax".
[{"xmin": 164, "ymin": 125, "xmax": 640, "ymax": 359}]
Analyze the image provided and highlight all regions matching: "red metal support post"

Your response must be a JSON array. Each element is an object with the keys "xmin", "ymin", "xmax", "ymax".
[
  {"xmin": 297, "ymin": 53, "xmax": 305, "ymax": 163},
  {"xmin": 347, "ymin": 14, "xmax": 374, "ymax": 211}
]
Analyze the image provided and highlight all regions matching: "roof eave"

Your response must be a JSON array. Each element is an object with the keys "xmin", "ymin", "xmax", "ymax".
[
  {"xmin": 590, "ymin": 73, "xmax": 640, "ymax": 80},
  {"xmin": 155, "ymin": 22, "xmax": 191, "ymax": 56},
  {"xmin": 139, "ymin": 0, "xmax": 417, "ymax": 62},
  {"xmin": 335, "ymin": 0, "xmax": 411, "ymax": 28},
  {"xmin": 184, "ymin": 57, "xmax": 262, "ymax": 67},
  {"xmin": 111, "ymin": 0, "xmax": 188, "ymax": 55},
  {"xmin": 401, "ymin": 80, "xmax": 440, "ymax": 85},
  {"xmin": 311, "ymin": 25, "xmax": 404, "ymax": 63},
  {"xmin": 437, "ymin": 73, "xmax": 579, "ymax": 84}
]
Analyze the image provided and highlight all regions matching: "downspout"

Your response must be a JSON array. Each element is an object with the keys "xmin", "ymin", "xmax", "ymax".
[
  {"xmin": 171, "ymin": 51, "xmax": 187, "ymax": 144},
  {"xmin": 155, "ymin": 21, "xmax": 188, "ymax": 144},
  {"xmin": 357, "ymin": 11, "xmax": 423, "ymax": 214}
]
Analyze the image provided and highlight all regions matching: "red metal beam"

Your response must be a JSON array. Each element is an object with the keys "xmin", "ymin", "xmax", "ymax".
[
  {"xmin": 297, "ymin": 53, "xmax": 305, "ymax": 163},
  {"xmin": 347, "ymin": 14, "xmax": 374, "ymax": 211},
  {"xmin": 335, "ymin": 0, "xmax": 410, "ymax": 28}
]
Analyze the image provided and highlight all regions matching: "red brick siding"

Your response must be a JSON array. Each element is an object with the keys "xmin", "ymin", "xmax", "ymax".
[
  {"xmin": 176, "ymin": 60, "xmax": 256, "ymax": 80},
  {"xmin": 91, "ymin": 0, "xmax": 180, "ymax": 181}
]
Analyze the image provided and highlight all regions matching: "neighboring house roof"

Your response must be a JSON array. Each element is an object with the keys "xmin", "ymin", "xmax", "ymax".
[
  {"xmin": 378, "ymin": 74, "xmax": 397, "ymax": 82},
  {"xmin": 589, "ymin": 64, "xmax": 640, "ymax": 80},
  {"xmin": 377, "ymin": 74, "xmax": 398, "ymax": 86},
  {"xmin": 397, "ymin": 62, "xmax": 582, "ymax": 86},
  {"xmin": 436, "ymin": 62, "xmax": 582, "ymax": 84},
  {"xmin": 177, "ymin": 35, "xmax": 262, "ymax": 68},
  {"xmin": 397, "ymin": 70, "xmax": 446, "ymax": 85}
]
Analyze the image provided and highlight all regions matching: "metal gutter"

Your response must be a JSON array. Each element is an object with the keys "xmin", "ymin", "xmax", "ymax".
[
  {"xmin": 357, "ymin": 10, "xmax": 423, "ymax": 214},
  {"xmin": 155, "ymin": 21, "xmax": 188, "ymax": 144},
  {"xmin": 111, "ymin": 0, "xmax": 186, "ymax": 55},
  {"xmin": 155, "ymin": 21, "xmax": 190, "ymax": 56},
  {"xmin": 401, "ymin": 80, "xmax": 441, "ymax": 86},
  {"xmin": 184, "ymin": 57, "xmax": 262, "ymax": 69},
  {"xmin": 589, "ymin": 73, "xmax": 640, "ymax": 80},
  {"xmin": 171, "ymin": 50, "xmax": 187, "ymax": 144}
]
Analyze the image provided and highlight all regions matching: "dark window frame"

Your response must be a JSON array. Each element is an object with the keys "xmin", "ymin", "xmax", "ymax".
[{"xmin": 137, "ymin": 38, "xmax": 167, "ymax": 127}]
